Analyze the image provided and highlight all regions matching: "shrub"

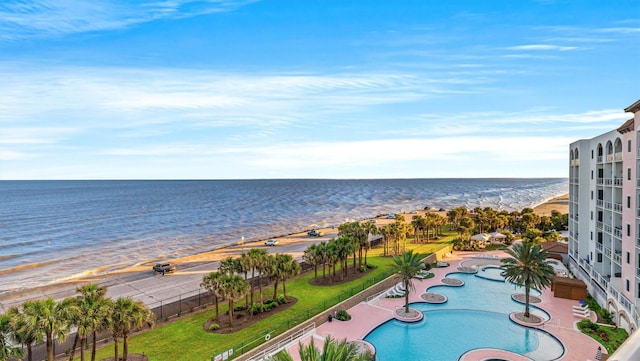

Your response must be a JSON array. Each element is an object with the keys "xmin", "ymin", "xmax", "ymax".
[
  {"xmin": 263, "ymin": 302, "xmax": 278, "ymax": 312},
  {"xmin": 247, "ymin": 303, "xmax": 263, "ymax": 315},
  {"xmin": 209, "ymin": 323, "xmax": 220, "ymax": 331},
  {"xmin": 264, "ymin": 298, "xmax": 275, "ymax": 305},
  {"xmin": 359, "ymin": 265, "xmax": 367, "ymax": 272},
  {"xmin": 598, "ymin": 309, "xmax": 614, "ymax": 324},
  {"xmin": 335, "ymin": 309, "xmax": 351, "ymax": 321},
  {"xmin": 234, "ymin": 305, "xmax": 247, "ymax": 312},
  {"xmin": 423, "ymin": 263, "xmax": 432, "ymax": 270},
  {"xmin": 277, "ymin": 295, "xmax": 287, "ymax": 305},
  {"xmin": 578, "ymin": 319, "xmax": 599, "ymax": 332}
]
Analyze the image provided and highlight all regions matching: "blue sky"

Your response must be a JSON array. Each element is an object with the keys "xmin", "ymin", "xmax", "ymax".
[{"xmin": 1, "ymin": 0, "xmax": 639, "ymax": 180}]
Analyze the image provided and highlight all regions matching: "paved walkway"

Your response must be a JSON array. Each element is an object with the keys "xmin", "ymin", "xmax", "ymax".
[{"xmin": 279, "ymin": 250, "xmax": 607, "ymax": 361}]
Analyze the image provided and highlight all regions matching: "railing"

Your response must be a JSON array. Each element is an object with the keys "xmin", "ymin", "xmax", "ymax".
[
  {"xmin": 615, "ymin": 152, "xmax": 623, "ymax": 161},
  {"xmin": 613, "ymin": 252, "xmax": 622, "ymax": 265},
  {"xmin": 596, "ymin": 199, "xmax": 604, "ymax": 207},
  {"xmin": 607, "ymin": 154, "xmax": 614, "ymax": 162},
  {"xmin": 605, "ymin": 247, "xmax": 612, "ymax": 257},
  {"xmin": 614, "ymin": 177, "xmax": 623, "ymax": 186},
  {"xmin": 244, "ymin": 323, "xmax": 316, "ymax": 361},
  {"xmin": 597, "ymin": 155, "xmax": 603, "ymax": 163},
  {"xmin": 570, "ymin": 159, "xmax": 580, "ymax": 166},
  {"xmin": 596, "ymin": 243, "xmax": 603, "ymax": 252},
  {"xmin": 614, "ymin": 228, "xmax": 622, "ymax": 238},
  {"xmin": 605, "ymin": 178, "xmax": 613, "ymax": 186},
  {"xmin": 604, "ymin": 224, "xmax": 612, "ymax": 234},
  {"xmin": 637, "ymin": 178, "xmax": 640, "ymax": 187},
  {"xmin": 604, "ymin": 201, "xmax": 612, "ymax": 210},
  {"xmin": 596, "ymin": 221, "xmax": 603, "ymax": 230},
  {"xmin": 597, "ymin": 178, "xmax": 604, "ymax": 185},
  {"xmin": 614, "ymin": 203, "xmax": 623, "ymax": 213}
]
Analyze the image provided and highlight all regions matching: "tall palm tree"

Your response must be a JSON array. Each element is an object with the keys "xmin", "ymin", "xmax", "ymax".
[
  {"xmin": 246, "ymin": 248, "xmax": 268, "ymax": 310},
  {"xmin": 501, "ymin": 242, "xmax": 555, "ymax": 318},
  {"xmin": 21, "ymin": 297, "xmax": 72, "ymax": 361},
  {"xmin": 109, "ymin": 297, "xmax": 154, "ymax": 361},
  {"xmin": 391, "ymin": 250, "xmax": 423, "ymax": 314},
  {"xmin": 0, "ymin": 311, "xmax": 23, "ymax": 361},
  {"xmin": 275, "ymin": 254, "xmax": 300, "ymax": 298},
  {"xmin": 303, "ymin": 243, "xmax": 321, "ymax": 279},
  {"xmin": 219, "ymin": 274, "xmax": 249, "ymax": 329},
  {"xmin": 72, "ymin": 284, "xmax": 108, "ymax": 361},
  {"xmin": 6, "ymin": 306, "xmax": 37, "ymax": 361},
  {"xmin": 201, "ymin": 271, "xmax": 223, "ymax": 318}
]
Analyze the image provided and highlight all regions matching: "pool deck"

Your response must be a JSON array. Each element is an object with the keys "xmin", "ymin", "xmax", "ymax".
[{"xmin": 284, "ymin": 250, "xmax": 607, "ymax": 361}]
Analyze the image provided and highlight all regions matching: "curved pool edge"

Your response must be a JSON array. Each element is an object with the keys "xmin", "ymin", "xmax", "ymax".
[{"xmin": 458, "ymin": 347, "xmax": 535, "ymax": 361}]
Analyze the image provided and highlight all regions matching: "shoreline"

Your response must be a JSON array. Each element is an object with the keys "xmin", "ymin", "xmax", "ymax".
[{"xmin": 0, "ymin": 193, "xmax": 569, "ymax": 311}]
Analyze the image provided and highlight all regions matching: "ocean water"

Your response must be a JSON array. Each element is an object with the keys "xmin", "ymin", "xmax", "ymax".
[{"xmin": 0, "ymin": 178, "xmax": 567, "ymax": 293}]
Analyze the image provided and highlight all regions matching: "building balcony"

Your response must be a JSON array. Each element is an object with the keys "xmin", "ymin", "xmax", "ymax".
[
  {"xmin": 597, "ymin": 178, "xmax": 604, "ymax": 185},
  {"xmin": 597, "ymin": 199, "xmax": 603, "ymax": 207},
  {"xmin": 614, "ymin": 228, "xmax": 622, "ymax": 238},
  {"xmin": 596, "ymin": 242, "xmax": 603, "ymax": 252},
  {"xmin": 604, "ymin": 201, "xmax": 612, "ymax": 210},
  {"xmin": 604, "ymin": 224, "xmax": 612, "ymax": 233},
  {"xmin": 570, "ymin": 159, "xmax": 580, "ymax": 166},
  {"xmin": 614, "ymin": 203, "xmax": 623, "ymax": 213},
  {"xmin": 614, "ymin": 177, "xmax": 623, "ymax": 187},
  {"xmin": 598, "ymin": 155, "xmax": 603, "ymax": 163},
  {"xmin": 613, "ymin": 252, "xmax": 622, "ymax": 265},
  {"xmin": 596, "ymin": 221, "xmax": 603, "ymax": 230},
  {"xmin": 605, "ymin": 247, "xmax": 612, "ymax": 257},
  {"xmin": 615, "ymin": 152, "xmax": 622, "ymax": 161}
]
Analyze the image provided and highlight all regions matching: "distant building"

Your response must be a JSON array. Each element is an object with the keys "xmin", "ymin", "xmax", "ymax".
[{"xmin": 569, "ymin": 99, "xmax": 640, "ymax": 333}]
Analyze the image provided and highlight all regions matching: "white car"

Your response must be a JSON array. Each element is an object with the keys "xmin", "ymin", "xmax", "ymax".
[{"xmin": 264, "ymin": 239, "xmax": 279, "ymax": 246}]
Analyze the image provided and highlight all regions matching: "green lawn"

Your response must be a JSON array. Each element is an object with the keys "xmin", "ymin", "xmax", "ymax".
[{"xmin": 85, "ymin": 242, "xmax": 452, "ymax": 361}]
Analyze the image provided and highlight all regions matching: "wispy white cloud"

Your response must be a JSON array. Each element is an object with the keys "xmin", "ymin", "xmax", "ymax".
[
  {"xmin": 0, "ymin": 0, "xmax": 258, "ymax": 40},
  {"xmin": 506, "ymin": 44, "xmax": 581, "ymax": 51}
]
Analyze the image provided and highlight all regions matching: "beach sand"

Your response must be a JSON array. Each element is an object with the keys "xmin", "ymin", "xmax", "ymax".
[
  {"xmin": 0, "ymin": 194, "xmax": 569, "ymax": 311},
  {"xmin": 532, "ymin": 193, "xmax": 569, "ymax": 216}
]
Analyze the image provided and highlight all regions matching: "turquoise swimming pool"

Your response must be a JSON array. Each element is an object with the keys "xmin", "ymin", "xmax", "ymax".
[{"xmin": 364, "ymin": 268, "xmax": 564, "ymax": 361}]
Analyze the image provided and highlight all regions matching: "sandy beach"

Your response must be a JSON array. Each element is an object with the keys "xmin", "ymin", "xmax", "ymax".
[{"xmin": 0, "ymin": 194, "xmax": 569, "ymax": 312}]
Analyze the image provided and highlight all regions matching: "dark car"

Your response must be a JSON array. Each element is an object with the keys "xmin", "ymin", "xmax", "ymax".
[
  {"xmin": 307, "ymin": 229, "xmax": 323, "ymax": 237},
  {"xmin": 153, "ymin": 263, "xmax": 176, "ymax": 275}
]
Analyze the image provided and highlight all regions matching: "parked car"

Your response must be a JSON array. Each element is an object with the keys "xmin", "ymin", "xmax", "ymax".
[
  {"xmin": 307, "ymin": 229, "xmax": 323, "ymax": 237},
  {"xmin": 153, "ymin": 263, "xmax": 176, "ymax": 274},
  {"xmin": 386, "ymin": 214, "xmax": 396, "ymax": 219},
  {"xmin": 264, "ymin": 239, "xmax": 279, "ymax": 246}
]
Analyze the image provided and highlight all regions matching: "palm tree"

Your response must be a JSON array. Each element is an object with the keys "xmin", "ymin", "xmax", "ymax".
[
  {"xmin": 219, "ymin": 274, "xmax": 249, "ymax": 329},
  {"xmin": 275, "ymin": 254, "xmax": 300, "ymax": 298},
  {"xmin": 0, "ymin": 311, "xmax": 23, "ymax": 361},
  {"xmin": 219, "ymin": 256, "xmax": 238, "ymax": 276},
  {"xmin": 21, "ymin": 297, "xmax": 72, "ymax": 361},
  {"xmin": 6, "ymin": 306, "xmax": 37, "ymax": 361},
  {"xmin": 246, "ymin": 248, "xmax": 268, "ymax": 310},
  {"xmin": 303, "ymin": 243, "xmax": 321, "ymax": 279},
  {"xmin": 109, "ymin": 297, "xmax": 154, "ymax": 361},
  {"xmin": 68, "ymin": 284, "xmax": 108, "ymax": 361},
  {"xmin": 391, "ymin": 250, "xmax": 423, "ymax": 314},
  {"xmin": 201, "ymin": 271, "xmax": 224, "ymax": 318},
  {"xmin": 501, "ymin": 242, "xmax": 555, "ymax": 318},
  {"xmin": 268, "ymin": 336, "xmax": 373, "ymax": 361}
]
